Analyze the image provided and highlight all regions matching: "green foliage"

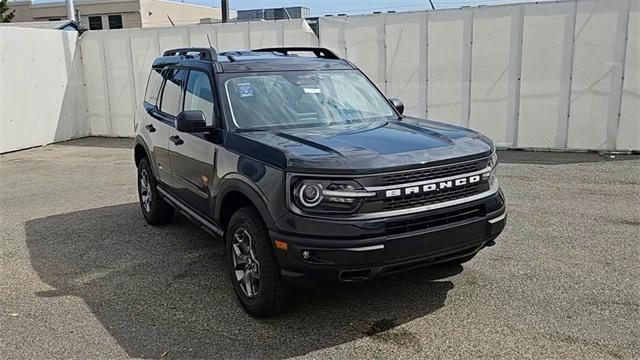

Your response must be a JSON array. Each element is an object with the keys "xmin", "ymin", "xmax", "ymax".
[{"xmin": 1, "ymin": 0, "xmax": 16, "ymax": 23}]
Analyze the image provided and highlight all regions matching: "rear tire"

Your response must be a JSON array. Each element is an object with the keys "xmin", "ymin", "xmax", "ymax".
[
  {"xmin": 137, "ymin": 157, "xmax": 174, "ymax": 225},
  {"xmin": 226, "ymin": 206, "xmax": 288, "ymax": 317}
]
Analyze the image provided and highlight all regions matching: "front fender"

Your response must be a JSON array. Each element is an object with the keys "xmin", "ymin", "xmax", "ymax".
[
  {"xmin": 134, "ymin": 136, "xmax": 159, "ymax": 180},
  {"xmin": 215, "ymin": 174, "xmax": 276, "ymax": 230}
]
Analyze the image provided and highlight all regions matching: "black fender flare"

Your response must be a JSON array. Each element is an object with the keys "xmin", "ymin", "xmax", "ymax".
[
  {"xmin": 215, "ymin": 174, "xmax": 276, "ymax": 231},
  {"xmin": 134, "ymin": 136, "xmax": 158, "ymax": 180}
]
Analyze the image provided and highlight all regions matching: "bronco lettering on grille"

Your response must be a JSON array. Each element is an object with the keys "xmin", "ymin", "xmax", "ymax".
[{"xmin": 384, "ymin": 175, "xmax": 481, "ymax": 198}]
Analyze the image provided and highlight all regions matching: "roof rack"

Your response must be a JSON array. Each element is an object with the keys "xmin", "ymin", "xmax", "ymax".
[
  {"xmin": 252, "ymin": 47, "xmax": 340, "ymax": 60},
  {"xmin": 218, "ymin": 50, "xmax": 254, "ymax": 62},
  {"xmin": 162, "ymin": 47, "xmax": 218, "ymax": 61}
]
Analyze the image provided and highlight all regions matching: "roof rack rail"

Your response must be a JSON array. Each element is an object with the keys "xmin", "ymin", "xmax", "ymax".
[
  {"xmin": 162, "ymin": 47, "xmax": 218, "ymax": 61},
  {"xmin": 252, "ymin": 47, "xmax": 340, "ymax": 60}
]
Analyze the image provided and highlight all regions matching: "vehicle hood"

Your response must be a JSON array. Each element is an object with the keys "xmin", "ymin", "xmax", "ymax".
[{"xmin": 229, "ymin": 118, "xmax": 494, "ymax": 174}]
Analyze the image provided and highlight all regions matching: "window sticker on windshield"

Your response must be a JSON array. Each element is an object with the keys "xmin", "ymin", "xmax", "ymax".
[
  {"xmin": 303, "ymin": 87, "xmax": 321, "ymax": 94},
  {"xmin": 237, "ymin": 83, "xmax": 254, "ymax": 97}
]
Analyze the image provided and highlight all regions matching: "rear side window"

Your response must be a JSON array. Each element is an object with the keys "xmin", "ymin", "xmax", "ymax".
[
  {"xmin": 184, "ymin": 71, "xmax": 215, "ymax": 126},
  {"xmin": 144, "ymin": 68, "xmax": 163, "ymax": 106},
  {"xmin": 159, "ymin": 68, "xmax": 187, "ymax": 117}
]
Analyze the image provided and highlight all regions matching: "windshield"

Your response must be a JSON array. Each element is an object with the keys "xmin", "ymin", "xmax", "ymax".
[{"xmin": 223, "ymin": 70, "xmax": 396, "ymax": 130}]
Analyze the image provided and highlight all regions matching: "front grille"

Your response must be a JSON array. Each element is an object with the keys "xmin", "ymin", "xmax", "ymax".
[
  {"xmin": 354, "ymin": 156, "xmax": 492, "ymax": 215},
  {"xmin": 379, "ymin": 160, "xmax": 485, "ymax": 186},
  {"xmin": 385, "ymin": 205, "xmax": 484, "ymax": 236},
  {"xmin": 381, "ymin": 182, "xmax": 488, "ymax": 211}
]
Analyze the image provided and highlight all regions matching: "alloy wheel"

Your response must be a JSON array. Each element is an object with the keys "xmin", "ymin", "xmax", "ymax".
[
  {"xmin": 232, "ymin": 227, "xmax": 260, "ymax": 298},
  {"xmin": 140, "ymin": 169, "xmax": 152, "ymax": 212}
]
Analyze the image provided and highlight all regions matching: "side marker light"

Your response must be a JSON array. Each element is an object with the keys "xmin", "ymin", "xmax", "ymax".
[{"xmin": 274, "ymin": 240, "xmax": 288, "ymax": 251}]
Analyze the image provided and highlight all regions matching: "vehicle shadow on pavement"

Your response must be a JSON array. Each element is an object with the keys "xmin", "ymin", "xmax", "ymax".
[
  {"xmin": 55, "ymin": 137, "xmax": 135, "ymax": 149},
  {"xmin": 25, "ymin": 203, "xmax": 461, "ymax": 359}
]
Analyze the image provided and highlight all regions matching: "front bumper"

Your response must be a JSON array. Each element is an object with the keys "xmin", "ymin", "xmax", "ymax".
[{"xmin": 271, "ymin": 190, "xmax": 506, "ymax": 285}]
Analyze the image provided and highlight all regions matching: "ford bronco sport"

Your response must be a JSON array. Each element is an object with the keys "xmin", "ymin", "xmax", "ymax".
[{"xmin": 134, "ymin": 47, "xmax": 506, "ymax": 317}]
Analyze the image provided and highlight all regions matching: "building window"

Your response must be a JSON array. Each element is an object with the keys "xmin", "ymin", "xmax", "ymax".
[
  {"xmin": 88, "ymin": 16, "xmax": 102, "ymax": 30},
  {"xmin": 108, "ymin": 15, "xmax": 123, "ymax": 29},
  {"xmin": 48, "ymin": 18, "xmax": 61, "ymax": 21}
]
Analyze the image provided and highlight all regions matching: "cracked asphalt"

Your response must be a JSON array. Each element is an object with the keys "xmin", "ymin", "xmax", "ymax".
[{"xmin": 1, "ymin": 137, "xmax": 638, "ymax": 359}]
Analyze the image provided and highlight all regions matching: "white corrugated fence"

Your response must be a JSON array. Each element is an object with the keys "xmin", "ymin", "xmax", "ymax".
[
  {"xmin": 1, "ymin": 0, "xmax": 638, "ymax": 153},
  {"xmin": 0, "ymin": 27, "xmax": 88, "ymax": 154},
  {"xmin": 80, "ymin": 19, "xmax": 318, "ymax": 137},
  {"xmin": 319, "ymin": 0, "xmax": 639, "ymax": 150}
]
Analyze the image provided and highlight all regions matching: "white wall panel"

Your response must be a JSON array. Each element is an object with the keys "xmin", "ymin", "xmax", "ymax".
[
  {"xmin": 517, "ymin": 2, "xmax": 575, "ymax": 148},
  {"xmin": 0, "ymin": 29, "xmax": 88, "ymax": 153},
  {"xmin": 469, "ymin": 5, "xmax": 522, "ymax": 147},
  {"xmin": 568, "ymin": 0, "xmax": 629, "ymax": 149},
  {"xmin": 130, "ymin": 28, "xmax": 162, "ymax": 106},
  {"xmin": 385, "ymin": 12, "xmax": 427, "ymax": 118},
  {"xmin": 427, "ymin": 9, "xmax": 473, "ymax": 126},
  {"xmin": 249, "ymin": 20, "xmax": 318, "ymax": 49},
  {"xmin": 80, "ymin": 31, "xmax": 111, "ymax": 136},
  {"xmin": 344, "ymin": 15, "xmax": 387, "ymax": 92},
  {"xmin": 282, "ymin": 19, "xmax": 319, "ymax": 47},
  {"xmin": 618, "ymin": 0, "xmax": 640, "ymax": 150},
  {"xmin": 157, "ymin": 26, "xmax": 190, "ymax": 52},
  {"xmin": 249, "ymin": 21, "xmax": 282, "ymax": 48},
  {"xmin": 318, "ymin": 16, "xmax": 347, "ymax": 57},
  {"xmin": 188, "ymin": 24, "xmax": 218, "ymax": 48},
  {"xmin": 216, "ymin": 22, "xmax": 250, "ymax": 51},
  {"xmin": 58, "ymin": 32, "xmax": 89, "ymax": 143},
  {"xmin": 103, "ymin": 31, "xmax": 137, "ymax": 137}
]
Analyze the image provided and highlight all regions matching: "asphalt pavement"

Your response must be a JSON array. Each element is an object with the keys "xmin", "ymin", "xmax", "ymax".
[{"xmin": 1, "ymin": 137, "xmax": 638, "ymax": 359}]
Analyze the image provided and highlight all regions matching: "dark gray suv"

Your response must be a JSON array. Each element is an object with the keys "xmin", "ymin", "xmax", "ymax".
[{"xmin": 134, "ymin": 47, "xmax": 506, "ymax": 317}]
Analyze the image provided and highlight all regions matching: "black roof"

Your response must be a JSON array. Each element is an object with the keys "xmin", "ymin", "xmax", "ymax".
[{"xmin": 152, "ymin": 47, "xmax": 355, "ymax": 73}]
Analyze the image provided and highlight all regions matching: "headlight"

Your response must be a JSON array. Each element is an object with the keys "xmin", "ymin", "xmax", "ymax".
[
  {"xmin": 299, "ymin": 183, "xmax": 323, "ymax": 207},
  {"xmin": 483, "ymin": 151, "xmax": 499, "ymax": 182},
  {"xmin": 292, "ymin": 179, "xmax": 375, "ymax": 214}
]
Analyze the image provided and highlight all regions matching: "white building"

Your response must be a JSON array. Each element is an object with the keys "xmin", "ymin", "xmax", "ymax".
[{"xmin": 8, "ymin": 0, "xmax": 236, "ymax": 29}]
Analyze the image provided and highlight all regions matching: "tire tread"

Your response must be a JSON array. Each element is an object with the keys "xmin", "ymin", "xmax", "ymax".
[
  {"xmin": 138, "ymin": 158, "xmax": 174, "ymax": 225},
  {"xmin": 227, "ymin": 206, "xmax": 289, "ymax": 317}
]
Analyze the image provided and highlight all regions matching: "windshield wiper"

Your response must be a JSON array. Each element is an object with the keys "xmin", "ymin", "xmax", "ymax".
[
  {"xmin": 236, "ymin": 122, "xmax": 327, "ymax": 132},
  {"xmin": 235, "ymin": 127, "xmax": 275, "ymax": 133}
]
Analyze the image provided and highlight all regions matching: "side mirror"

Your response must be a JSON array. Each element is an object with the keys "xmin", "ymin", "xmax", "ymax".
[
  {"xmin": 389, "ymin": 98, "xmax": 404, "ymax": 115},
  {"xmin": 176, "ymin": 110, "xmax": 207, "ymax": 132}
]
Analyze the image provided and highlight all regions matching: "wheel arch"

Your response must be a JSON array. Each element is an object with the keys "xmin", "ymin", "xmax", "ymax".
[
  {"xmin": 134, "ymin": 143, "xmax": 147, "ymax": 166},
  {"xmin": 216, "ymin": 176, "xmax": 275, "ymax": 233},
  {"xmin": 134, "ymin": 136, "xmax": 159, "ymax": 179}
]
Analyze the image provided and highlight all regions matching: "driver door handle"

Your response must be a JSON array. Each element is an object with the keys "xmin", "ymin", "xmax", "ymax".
[
  {"xmin": 170, "ymin": 135, "xmax": 184, "ymax": 146},
  {"xmin": 145, "ymin": 124, "xmax": 156, "ymax": 133}
]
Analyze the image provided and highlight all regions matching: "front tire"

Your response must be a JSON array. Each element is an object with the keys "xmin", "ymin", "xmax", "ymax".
[
  {"xmin": 226, "ymin": 207, "xmax": 288, "ymax": 317},
  {"xmin": 137, "ymin": 157, "xmax": 174, "ymax": 225}
]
